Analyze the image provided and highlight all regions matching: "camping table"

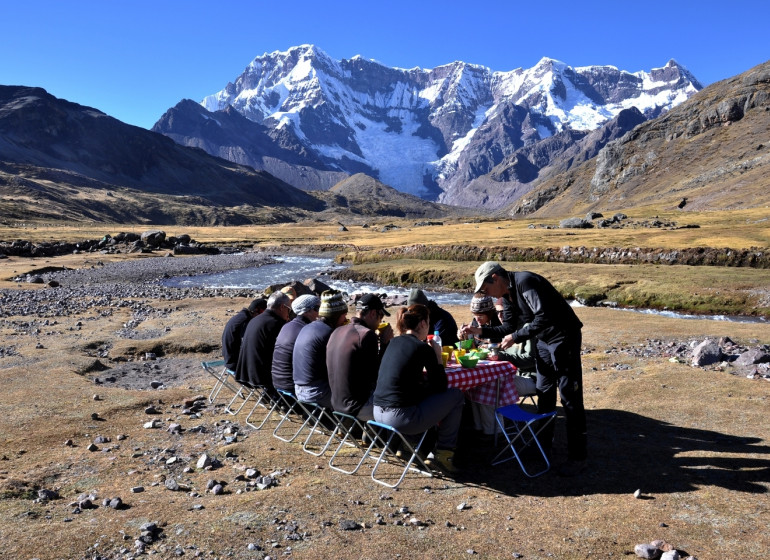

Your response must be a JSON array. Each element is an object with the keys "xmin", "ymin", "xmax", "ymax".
[{"xmin": 445, "ymin": 360, "xmax": 520, "ymax": 444}]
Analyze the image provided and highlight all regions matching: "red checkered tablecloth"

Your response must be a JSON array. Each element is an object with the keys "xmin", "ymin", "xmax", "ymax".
[{"xmin": 446, "ymin": 360, "xmax": 519, "ymax": 407}]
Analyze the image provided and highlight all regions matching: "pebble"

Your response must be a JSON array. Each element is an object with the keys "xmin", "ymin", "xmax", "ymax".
[
  {"xmin": 339, "ymin": 520, "xmax": 361, "ymax": 531},
  {"xmin": 165, "ymin": 478, "xmax": 180, "ymax": 491},
  {"xmin": 196, "ymin": 453, "xmax": 212, "ymax": 469},
  {"xmin": 634, "ymin": 489, "xmax": 642, "ymax": 498},
  {"xmin": 167, "ymin": 423, "xmax": 182, "ymax": 434},
  {"xmin": 64, "ymin": 439, "xmax": 74, "ymax": 447},
  {"xmin": 634, "ymin": 543, "xmax": 661, "ymax": 559},
  {"xmin": 108, "ymin": 497, "xmax": 123, "ymax": 509},
  {"xmin": 144, "ymin": 406, "xmax": 160, "ymax": 414},
  {"xmin": 131, "ymin": 486, "xmax": 145, "ymax": 493},
  {"xmin": 86, "ymin": 443, "xmax": 98, "ymax": 452},
  {"xmin": 143, "ymin": 420, "xmax": 161, "ymax": 429},
  {"xmin": 457, "ymin": 502, "xmax": 469, "ymax": 510}
]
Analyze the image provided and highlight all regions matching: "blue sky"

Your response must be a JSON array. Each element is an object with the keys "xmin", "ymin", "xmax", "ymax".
[{"xmin": 2, "ymin": 0, "xmax": 768, "ymax": 129}]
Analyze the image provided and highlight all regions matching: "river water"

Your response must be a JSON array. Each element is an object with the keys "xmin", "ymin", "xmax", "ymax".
[{"xmin": 161, "ymin": 255, "xmax": 766, "ymax": 324}]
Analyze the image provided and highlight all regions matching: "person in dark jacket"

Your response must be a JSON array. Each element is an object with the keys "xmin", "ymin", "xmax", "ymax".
[
  {"xmin": 461, "ymin": 261, "xmax": 587, "ymax": 476},
  {"xmin": 373, "ymin": 304, "xmax": 465, "ymax": 474},
  {"xmin": 408, "ymin": 288, "xmax": 459, "ymax": 347},
  {"xmin": 327, "ymin": 293, "xmax": 393, "ymax": 421},
  {"xmin": 293, "ymin": 290, "xmax": 348, "ymax": 408},
  {"xmin": 221, "ymin": 298, "xmax": 266, "ymax": 371},
  {"xmin": 235, "ymin": 292, "xmax": 291, "ymax": 394},
  {"xmin": 271, "ymin": 294, "xmax": 320, "ymax": 393}
]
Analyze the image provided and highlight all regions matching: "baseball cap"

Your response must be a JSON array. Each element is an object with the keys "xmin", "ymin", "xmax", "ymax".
[
  {"xmin": 473, "ymin": 261, "xmax": 504, "ymax": 293},
  {"xmin": 356, "ymin": 293, "xmax": 390, "ymax": 316}
]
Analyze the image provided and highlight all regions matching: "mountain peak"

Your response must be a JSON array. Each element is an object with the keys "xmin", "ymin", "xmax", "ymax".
[{"xmin": 173, "ymin": 47, "xmax": 703, "ymax": 201}]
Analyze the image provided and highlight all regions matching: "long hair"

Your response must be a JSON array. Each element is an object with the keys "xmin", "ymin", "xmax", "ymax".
[{"xmin": 396, "ymin": 304, "xmax": 429, "ymax": 335}]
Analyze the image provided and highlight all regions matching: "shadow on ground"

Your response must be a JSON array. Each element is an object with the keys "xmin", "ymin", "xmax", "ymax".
[{"xmin": 453, "ymin": 408, "xmax": 770, "ymax": 497}]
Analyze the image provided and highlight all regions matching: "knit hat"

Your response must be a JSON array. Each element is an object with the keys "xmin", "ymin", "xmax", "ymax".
[
  {"xmin": 292, "ymin": 294, "xmax": 320, "ymax": 316},
  {"xmin": 473, "ymin": 261, "xmax": 505, "ymax": 293},
  {"xmin": 470, "ymin": 295, "xmax": 495, "ymax": 314},
  {"xmin": 319, "ymin": 290, "xmax": 347, "ymax": 318},
  {"xmin": 407, "ymin": 288, "xmax": 429, "ymax": 306}
]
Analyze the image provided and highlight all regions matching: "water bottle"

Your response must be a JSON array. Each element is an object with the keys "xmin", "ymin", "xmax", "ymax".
[{"xmin": 433, "ymin": 330, "xmax": 442, "ymax": 348}]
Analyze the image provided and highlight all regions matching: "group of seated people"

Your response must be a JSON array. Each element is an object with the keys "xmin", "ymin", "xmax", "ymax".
[{"xmin": 220, "ymin": 286, "xmax": 535, "ymax": 474}]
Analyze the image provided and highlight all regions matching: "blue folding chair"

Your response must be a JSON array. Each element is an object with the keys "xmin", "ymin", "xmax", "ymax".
[
  {"xmin": 272, "ymin": 390, "xmax": 313, "ymax": 443},
  {"xmin": 491, "ymin": 404, "xmax": 557, "ymax": 477},
  {"xmin": 201, "ymin": 360, "xmax": 239, "ymax": 404},
  {"xmin": 295, "ymin": 400, "xmax": 338, "ymax": 457},
  {"xmin": 365, "ymin": 421, "xmax": 433, "ymax": 488},
  {"xmin": 328, "ymin": 411, "xmax": 374, "ymax": 475},
  {"xmin": 244, "ymin": 387, "xmax": 281, "ymax": 430}
]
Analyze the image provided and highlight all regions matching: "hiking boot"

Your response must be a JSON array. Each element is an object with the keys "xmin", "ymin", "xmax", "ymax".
[
  {"xmin": 556, "ymin": 459, "xmax": 587, "ymax": 477},
  {"xmin": 430, "ymin": 448, "xmax": 459, "ymax": 474}
]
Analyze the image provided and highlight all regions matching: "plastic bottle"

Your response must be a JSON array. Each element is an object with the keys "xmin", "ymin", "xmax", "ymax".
[{"xmin": 433, "ymin": 330, "xmax": 442, "ymax": 348}]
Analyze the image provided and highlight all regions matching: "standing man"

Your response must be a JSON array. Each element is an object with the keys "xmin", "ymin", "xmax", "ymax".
[
  {"xmin": 222, "ymin": 298, "xmax": 266, "ymax": 371},
  {"xmin": 461, "ymin": 261, "xmax": 587, "ymax": 476},
  {"xmin": 327, "ymin": 293, "xmax": 394, "ymax": 421},
  {"xmin": 235, "ymin": 292, "xmax": 292, "ymax": 394}
]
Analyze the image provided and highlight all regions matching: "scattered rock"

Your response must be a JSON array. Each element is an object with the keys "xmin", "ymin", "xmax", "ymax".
[
  {"xmin": 339, "ymin": 520, "xmax": 361, "ymax": 531},
  {"xmin": 635, "ymin": 543, "xmax": 662, "ymax": 559}
]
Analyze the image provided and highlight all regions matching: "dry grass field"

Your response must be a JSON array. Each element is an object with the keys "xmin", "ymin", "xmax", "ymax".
[{"xmin": 1, "ymin": 216, "xmax": 769, "ymax": 559}]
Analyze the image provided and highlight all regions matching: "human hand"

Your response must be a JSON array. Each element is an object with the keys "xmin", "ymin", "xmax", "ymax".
[
  {"xmin": 459, "ymin": 324, "xmax": 480, "ymax": 338},
  {"xmin": 500, "ymin": 334, "xmax": 516, "ymax": 350},
  {"xmin": 378, "ymin": 324, "xmax": 394, "ymax": 345}
]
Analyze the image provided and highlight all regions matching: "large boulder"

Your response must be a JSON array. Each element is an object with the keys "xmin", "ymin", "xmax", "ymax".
[
  {"xmin": 141, "ymin": 230, "xmax": 166, "ymax": 247},
  {"xmin": 691, "ymin": 339, "xmax": 725, "ymax": 367},
  {"xmin": 735, "ymin": 348, "xmax": 770, "ymax": 366},
  {"xmin": 559, "ymin": 217, "xmax": 593, "ymax": 229}
]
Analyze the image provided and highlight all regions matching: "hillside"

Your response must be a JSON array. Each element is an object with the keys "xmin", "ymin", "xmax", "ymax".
[
  {"xmin": 504, "ymin": 59, "xmax": 770, "ymax": 218},
  {"xmin": 0, "ymin": 86, "xmax": 322, "ymax": 225}
]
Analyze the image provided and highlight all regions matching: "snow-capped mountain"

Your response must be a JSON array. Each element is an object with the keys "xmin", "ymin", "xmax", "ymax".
[{"xmin": 154, "ymin": 45, "xmax": 701, "ymax": 206}]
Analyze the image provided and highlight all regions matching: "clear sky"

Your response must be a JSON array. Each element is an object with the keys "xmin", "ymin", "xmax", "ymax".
[{"xmin": 2, "ymin": 0, "xmax": 768, "ymax": 130}]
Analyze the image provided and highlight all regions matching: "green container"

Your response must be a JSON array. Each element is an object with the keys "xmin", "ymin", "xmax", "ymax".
[
  {"xmin": 455, "ymin": 339, "xmax": 474, "ymax": 350},
  {"xmin": 457, "ymin": 355, "xmax": 479, "ymax": 368}
]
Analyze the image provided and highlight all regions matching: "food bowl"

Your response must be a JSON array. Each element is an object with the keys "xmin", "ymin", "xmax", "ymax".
[
  {"xmin": 455, "ymin": 339, "xmax": 474, "ymax": 350},
  {"xmin": 457, "ymin": 355, "xmax": 479, "ymax": 368},
  {"xmin": 471, "ymin": 349, "xmax": 489, "ymax": 360}
]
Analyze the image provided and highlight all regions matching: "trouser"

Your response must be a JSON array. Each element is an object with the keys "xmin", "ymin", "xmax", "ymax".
[
  {"xmin": 374, "ymin": 388, "xmax": 465, "ymax": 449},
  {"xmin": 535, "ymin": 331, "xmax": 587, "ymax": 461}
]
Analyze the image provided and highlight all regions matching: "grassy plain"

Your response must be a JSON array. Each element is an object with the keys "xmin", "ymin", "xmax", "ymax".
[{"xmin": 1, "ymin": 211, "xmax": 769, "ymax": 559}]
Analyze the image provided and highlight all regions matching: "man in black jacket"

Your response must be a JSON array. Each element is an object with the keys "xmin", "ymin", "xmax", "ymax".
[
  {"xmin": 461, "ymin": 261, "xmax": 587, "ymax": 475},
  {"xmin": 222, "ymin": 298, "xmax": 266, "ymax": 371},
  {"xmin": 235, "ymin": 292, "xmax": 291, "ymax": 394}
]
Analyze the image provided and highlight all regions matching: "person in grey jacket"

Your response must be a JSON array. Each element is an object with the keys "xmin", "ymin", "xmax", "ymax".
[{"xmin": 461, "ymin": 261, "xmax": 587, "ymax": 476}]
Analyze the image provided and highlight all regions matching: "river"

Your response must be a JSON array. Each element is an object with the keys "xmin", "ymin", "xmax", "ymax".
[{"xmin": 161, "ymin": 255, "xmax": 767, "ymax": 324}]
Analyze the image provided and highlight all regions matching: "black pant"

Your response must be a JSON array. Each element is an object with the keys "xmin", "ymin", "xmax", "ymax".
[{"xmin": 535, "ymin": 331, "xmax": 587, "ymax": 461}]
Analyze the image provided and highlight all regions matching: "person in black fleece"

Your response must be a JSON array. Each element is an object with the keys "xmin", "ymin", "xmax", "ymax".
[
  {"xmin": 235, "ymin": 292, "xmax": 291, "ymax": 394},
  {"xmin": 461, "ymin": 261, "xmax": 587, "ymax": 476},
  {"xmin": 373, "ymin": 304, "xmax": 465, "ymax": 474},
  {"xmin": 221, "ymin": 298, "xmax": 266, "ymax": 371}
]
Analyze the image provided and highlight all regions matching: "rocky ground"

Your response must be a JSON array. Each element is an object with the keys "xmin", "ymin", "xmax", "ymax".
[{"xmin": 1, "ymin": 251, "xmax": 769, "ymax": 560}]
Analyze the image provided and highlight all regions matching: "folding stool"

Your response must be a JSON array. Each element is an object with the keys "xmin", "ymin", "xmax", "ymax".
[
  {"xmin": 328, "ymin": 411, "xmax": 373, "ymax": 474},
  {"xmin": 491, "ymin": 404, "xmax": 557, "ymax": 477},
  {"xmin": 295, "ymin": 401, "xmax": 338, "ymax": 456},
  {"xmin": 244, "ymin": 387, "xmax": 281, "ymax": 430},
  {"xmin": 272, "ymin": 390, "xmax": 313, "ymax": 443},
  {"xmin": 365, "ymin": 420, "xmax": 433, "ymax": 488},
  {"xmin": 224, "ymin": 379, "xmax": 259, "ymax": 415},
  {"xmin": 201, "ymin": 360, "xmax": 239, "ymax": 403}
]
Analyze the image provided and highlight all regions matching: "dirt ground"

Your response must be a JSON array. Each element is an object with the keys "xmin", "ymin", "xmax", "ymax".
[{"xmin": 1, "ymin": 251, "xmax": 769, "ymax": 560}]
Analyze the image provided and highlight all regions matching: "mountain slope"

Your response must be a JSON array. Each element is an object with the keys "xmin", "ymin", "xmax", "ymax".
[
  {"xmin": 504, "ymin": 60, "xmax": 770, "ymax": 217},
  {"xmin": 0, "ymin": 85, "xmax": 323, "ymax": 224},
  {"xmin": 158, "ymin": 45, "xmax": 701, "ymax": 206}
]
